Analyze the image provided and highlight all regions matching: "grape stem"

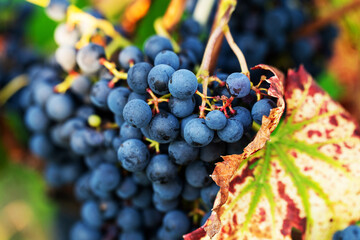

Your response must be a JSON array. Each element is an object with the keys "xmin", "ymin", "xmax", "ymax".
[
  {"xmin": 146, "ymin": 89, "xmax": 170, "ymax": 114},
  {"xmin": 154, "ymin": 18, "xmax": 181, "ymax": 53},
  {"xmin": 224, "ymin": 27, "xmax": 249, "ymax": 76},
  {"xmin": 0, "ymin": 74, "xmax": 28, "ymax": 106},
  {"xmin": 99, "ymin": 58, "xmax": 128, "ymax": 88}
]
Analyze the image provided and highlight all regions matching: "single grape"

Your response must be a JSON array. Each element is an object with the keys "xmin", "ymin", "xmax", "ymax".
[
  {"xmin": 76, "ymin": 43, "xmax": 105, "ymax": 74},
  {"xmin": 116, "ymin": 207, "xmax": 142, "ymax": 232},
  {"xmin": 55, "ymin": 46, "xmax": 76, "ymax": 71},
  {"xmin": 90, "ymin": 163, "xmax": 120, "ymax": 193},
  {"xmin": 180, "ymin": 114, "xmax": 197, "ymax": 138},
  {"xmin": 127, "ymin": 62, "xmax": 152, "ymax": 94},
  {"xmin": 100, "ymin": 199, "xmax": 118, "ymax": 219},
  {"xmin": 185, "ymin": 161, "xmax": 211, "ymax": 188},
  {"xmin": 74, "ymin": 173, "xmax": 92, "ymax": 201},
  {"xmin": 25, "ymin": 106, "xmax": 49, "ymax": 132},
  {"xmin": 148, "ymin": 112, "xmax": 179, "ymax": 144},
  {"xmin": 180, "ymin": 18, "xmax": 201, "ymax": 37},
  {"xmin": 162, "ymin": 210, "xmax": 190, "ymax": 239},
  {"xmin": 120, "ymin": 122, "xmax": 142, "ymax": 139},
  {"xmin": 144, "ymin": 35, "xmax": 173, "ymax": 61},
  {"xmin": 168, "ymin": 96, "xmax": 195, "ymax": 118},
  {"xmin": 232, "ymin": 106, "xmax": 252, "ymax": 129},
  {"xmin": 71, "ymin": 75, "xmax": 92, "ymax": 97},
  {"xmin": 180, "ymin": 37, "xmax": 204, "ymax": 62},
  {"xmin": 168, "ymin": 139, "xmax": 199, "ymax": 165},
  {"xmin": 168, "ymin": 69, "xmax": 198, "ymax": 99},
  {"xmin": 119, "ymin": 232, "xmax": 145, "ymax": 240},
  {"xmin": 147, "ymin": 64, "xmax": 175, "ymax": 95},
  {"xmin": 200, "ymin": 183, "xmax": 220, "ymax": 208},
  {"xmin": 184, "ymin": 118, "xmax": 214, "ymax": 147},
  {"xmin": 116, "ymin": 176, "xmax": 138, "ymax": 199},
  {"xmin": 46, "ymin": 0, "xmax": 69, "ymax": 21},
  {"xmin": 217, "ymin": 118, "xmax": 244, "ymax": 143},
  {"xmin": 118, "ymin": 46, "xmax": 144, "ymax": 70},
  {"xmin": 182, "ymin": 183, "xmax": 200, "ymax": 201},
  {"xmin": 54, "ymin": 23, "xmax": 79, "ymax": 46},
  {"xmin": 123, "ymin": 99, "xmax": 152, "ymax": 128},
  {"xmin": 81, "ymin": 200, "xmax": 103, "ymax": 228},
  {"xmin": 200, "ymin": 141, "xmax": 226, "ymax": 163},
  {"xmin": 152, "ymin": 192, "xmax": 179, "ymax": 212},
  {"xmin": 205, "ymin": 110, "xmax": 227, "ymax": 130},
  {"xmin": 154, "ymin": 50, "xmax": 180, "ymax": 70},
  {"xmin": 146, "ymin": 154, "xmax": 177, "ymax": 183},
  {"xmin": 29, "ymin": 134, "xmax": 55, "ymax": 158},
  {"xmin": 90, "ymin": 79, "xmax": 111, "ymax": 109},
  {"xmin": 70, "ymin": 221, "xmax": 101, "ymax": 240},
  {"xmin": 225, "ymin": 72, "xmax": 251, "ymax": 98},
  {"xmin": 117, "ymin": 139, "xmax": 150, "ymax": 172},
  {"xmin": 107, "ymin": 87, "xmax": 130, "ymax": 115},
  {"xmin": 45, "ymin": 93, "xmax": 75, "ymax": 121},
  {"xmin": 251, "ymin": 98, "xmax": 276, "ymax": 124},
  {"xmin": 152, "ymin": 177, "xmax": 183, "ymax": 200},
  {"xmin": 132, "ymin": 187, "xmax": 152, "ymax": 209}
]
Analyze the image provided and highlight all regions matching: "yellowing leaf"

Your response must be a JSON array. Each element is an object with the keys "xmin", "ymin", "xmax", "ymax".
[{"xmin": 184, "ymin": 66, "xmax": 360, "ymax": 240}]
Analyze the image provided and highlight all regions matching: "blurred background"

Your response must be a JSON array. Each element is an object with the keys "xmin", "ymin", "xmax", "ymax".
[{"xmin": 0, "ymin": 0, "xmax": 359, "ymax": 239}]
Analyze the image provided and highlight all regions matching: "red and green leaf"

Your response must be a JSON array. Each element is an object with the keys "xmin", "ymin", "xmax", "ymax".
[{"xmin": 185, "ymin": 66, "xmax": 360, "ymax": 240}]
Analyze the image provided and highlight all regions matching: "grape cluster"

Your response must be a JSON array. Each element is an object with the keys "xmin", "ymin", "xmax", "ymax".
[
  {"xmin": 13, "ymin": 7, "xmax": 279, "ymax": 238},
  {"xmin": 217, "ymin": 0, "xmax": 338, "ymax": 77}
]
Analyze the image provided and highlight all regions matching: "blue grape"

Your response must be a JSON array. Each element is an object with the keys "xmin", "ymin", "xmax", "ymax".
[
  {"xmin": 29, "ymin": 134, "xmax": 55, "ymax": 158},
  {"xmin": 103, "ymin": 148, "xmax": 117, "ymax": 164},
  {"xmin": 181, "ymin": 37, "xmax": 204, "ymax": 62},
  {"xmin": 119, "ymin": 232, "xmax": 145, "ymax": 240},
  {"xmin": 147, "ymin": 64, "xmax": 175, "ymax": 95},
  {"xmin": 217, "ymin": 118, "xmax": 244, "ymax": 143},
  {"xmin": 201, "ymin": 183, "xmax": 220, "ymax": 208},
  {"xmin": 85, "ymin": 151, "xmax": 103, "ymax": 169},
  {"xmin": 32, "ymin": 81, "xmax": 57, "ymax": 107},
  {"xmin": 44, "ymin": 163, "xmax": 63, "ymax": 187},
  {"xmin": 292, "ymin": 38, "xmax": 314, "ymax": 63},
  {"xmin": 339, "ymin": 225, "xmax": 360, "ymax": 240},
  {"xmin": 152, "ymin": 177, "xmax": 183, "ymax": 200},
  {"xmin": 153, "ymin": 192, "xmax": 179, "ymax": 212},
  {"xmin": 168, "ymin": 96, "xmax": 195, "ymax": 118},
  {"xmin": 114, "ymin": 114, "xmax": 125, "ymax": 126},
  {"xmin": 123, "ymin": 99, "xmax": 152, "ymax": 128},
  {"xmin": 70, "ymin": 129, "xmax": 92, "ymax": 155},
  {"xmin": 90, "ymin": 79, "xmax": 111, "ymax": 109},
  {"xmin": 133, "ymin": 171, "xmax": 152, "ymax": 187},
  {"xmin": 225, "ymin": 72, "xmax": 251, "ymax": 98},
  {"xmin": 251, "ymin": 98, "xmax": 276, "ymax": 124},
  {"xmin": 232, "ymin": 106, "xmax": 252, "ymax": 129},
  {"xmin": 116, "ymin": 176, "xmax": 138, "ymax": 199},
  {"xmin": 100, "ymin": 199, "xmax": 118, "ymax": 219},
  {"xmin": 60, "ymin": 162, "xmax": 81, "ymax": 184},
  {"xmin": 146, "ymin": 154, "xmax": 177, "ymax": 183},
  {"xmin": 127, "ymin": 92, "xmax": 147, "ymax": 102},
  {"xmin": 117, "ymin": 139, "xmax": 150, "ymax": 172},
  {"xmin": 144, "ymin": 35, "xmax": 173, "ymax": 61},
  {"xmin": 168, "ymin": 69, "xmax": 198, "ymax": 99},
  {"xmin": 263, "ymin": 7, "xmax": 289, "ymax": 36},
  {"xmin": 83, "ymin": 129, "xmax": 104, "ymax": 147},
  {"xmin": 180, "ymin": 114, "xmax": 197, "ymax": 138},
  {"xmin": 127, "ymin": 62, "xmax": 152, "ymax": 94},
  {"xmin": 184, "ymin": 118, "xmax": 214, "ymax": 147},
  {"xmin": 60, "ymin": 118, "xmax": 86, "ymax": 141},
  {"xmin": 54, "ymin": 23, "xmax": 79, "ymax": 46},
  {"xmin": 70, "ymin": 221, "xmax": 101, "ymax": 240},
  {"xmin": 148, "ymin": 112, "xmax": 179, "ymax": 144},
  {"xmin": 142, "ymin": 208, "xmax": 162, "ymax": 229},
  {"xmin": 168, "ymin": 139, "xmax": 199, "ymax": 165},
  {"xmin": 76, "ymin": 105, "xmax": 95, "ymax": 120},
  {"xmin": 75, "ymin": 173, "xmax": 93, "ymax": 201},
  {"xmin": 227, "ymin": 136, "xmax": 249, "ymax": 155},
  {"xmin": 201, "ymin": 212, "xmax": 211, "ymax": 226},
  {"xmin": 132, "ymin": 187, "xmax": 152, "ymax": 209},
  {"xmin": 120, "ymin": 122, "xmax": 142, "ymax": 139},
  {"xmin": 180, "ymin": 18, "xmax": 201, "ymax": 37},
  {"xmin": 45, "ymin": 94, "xmax": 75, "ymax": 121},
  {"xmin": 200, "ymin": 141, "xmax": 226, "ymax": 163},
  {"xmin": 118, "ymin": 46, "xmax": 144, "ymax": 70},
  {"xmin": 182, "ymin": 183, "xmax": 200, "ymax": 201},
  {"xmin": 76, "ymin": 43, "xmax": 105, "ymax": 74},
  {"xmin": 116, "ymin": 207, "xmax": 142, "ymax": 231},
  {"xmin": 50, "ymin": 124, "xmax": 67, "ymax": 147},
  {"xmin": 154, "ymin": 50, "xmax": 180, "ymax": 70},
  {"xmin": 46, "ymin": 0, "xmax": 69, "ymax": 21},
  {"xmin": 25, "ymin": 106, "xmax": 49, "ymax": 132},
  {"xmin": 162, "ymin": 210, "xmax": 190, "ymax": 239},
  {"xmin": 55, "ymin": 46, "xmax": 76, "ymax": 71},
  {"xmin": 185, "ymin": 161, "xmax": 211, "ymax": 188},
  {"xmin": 107, "ymin": 87, "xmax": 130, "ymax": 115},
  {"xmin": 90, "ymin": 163, "xmax": 120, "ymax": 194},
  {"xmin": 103, "ymin": 129, "xmax": 117, "ymax": 147},
  {"xmin": 81, "ymin": 200, "xmax": 103, "ymax": 228},
  {"xmin": 205, "ymin": 110, "xmax": 227, "ymax": 130},
  {"xmin": 71, "ymin": 75, "xmax": 91, "ymax": 97}
]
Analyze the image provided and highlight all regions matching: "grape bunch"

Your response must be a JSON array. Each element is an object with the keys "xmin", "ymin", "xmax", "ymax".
[
  {"xmin": 217, "ymin": 0, "xmax": 338, "ymax": 77},
  {"xmin": 13, "ymin": 3, "xmax": 279, "ymax": 238}
]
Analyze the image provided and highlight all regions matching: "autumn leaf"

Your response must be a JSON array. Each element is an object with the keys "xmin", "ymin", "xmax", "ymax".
[{"xmin": 184, "ymin": 66, "xmax": 360, "ymax": 240}]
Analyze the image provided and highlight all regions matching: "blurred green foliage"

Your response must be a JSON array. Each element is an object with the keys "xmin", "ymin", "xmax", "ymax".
[{"xmin": 318, "ymin": 71, "xmax": 344, "ymax": 100}]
